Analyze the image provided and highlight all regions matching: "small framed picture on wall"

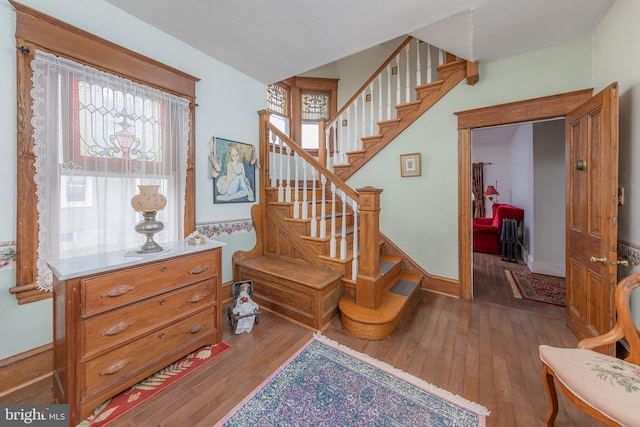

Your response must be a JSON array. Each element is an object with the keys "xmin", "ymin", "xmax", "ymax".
[{"xmin": 400, "ymin": 153, "xmax": 421, "ymax": 177}]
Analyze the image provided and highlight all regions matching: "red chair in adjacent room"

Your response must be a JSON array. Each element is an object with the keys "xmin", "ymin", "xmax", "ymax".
[{"xmin": 472, "ymin": 203, "xmax": 524, "ymax": 254}]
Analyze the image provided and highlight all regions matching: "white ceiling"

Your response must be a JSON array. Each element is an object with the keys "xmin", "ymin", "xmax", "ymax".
[{"xmin": 105, "ymin": 0, "xmax": 615, "ymax": 85}]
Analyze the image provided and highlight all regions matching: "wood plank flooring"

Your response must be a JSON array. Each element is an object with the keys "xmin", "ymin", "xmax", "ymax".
[{"xmin": 2, "ymin": 252, "xmax": 605, "ymax": 426}]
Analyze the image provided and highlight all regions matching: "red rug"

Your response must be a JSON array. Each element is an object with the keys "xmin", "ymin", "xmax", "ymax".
[
  {"xmin": 79, "ymin": 342, "xmax": 231, "ymax": 426},
  {"xmin": 505, "ymin": 269, "xmax": 565, "ymax": 306}
]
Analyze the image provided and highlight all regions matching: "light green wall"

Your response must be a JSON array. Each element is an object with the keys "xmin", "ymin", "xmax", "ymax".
[
  {"xmin": 591, "ymin": 0, "xmax": 640, "ymax": 326},
  {"xmin": 0, "ymin": 0, "xmax": 265, "ymax": 360},
  {"xmin": 348, "ymin": 37, "xmax": 592, "ymax": 280}
]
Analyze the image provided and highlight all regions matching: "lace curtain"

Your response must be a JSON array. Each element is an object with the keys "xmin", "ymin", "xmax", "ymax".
[{"xmin": 30, "ymin": 50, "xmax": 190, "ymax": 291}]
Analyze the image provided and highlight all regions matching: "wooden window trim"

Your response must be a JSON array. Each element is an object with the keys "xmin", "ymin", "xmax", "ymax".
[{"xmin": 9, "ymin": 1, "xmax": 200, "ymax": 304}]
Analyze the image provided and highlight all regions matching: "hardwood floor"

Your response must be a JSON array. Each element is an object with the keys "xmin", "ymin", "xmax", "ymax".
[{"xmin": 2, "ymin": 253, "xmax": 604, "ymax": 426}]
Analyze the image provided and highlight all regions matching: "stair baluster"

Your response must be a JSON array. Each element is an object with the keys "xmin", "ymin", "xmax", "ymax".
[
  {"xmin": 405, "ymin": 44, "xmax": 411, "ymax": 102},
  {"xmin": 416, "ymin": 39, "xmax": 422, "ymax": 86},
  {"xmin": 340, "ymin": 189, "xmax": 347, "ymax": 260},
  {"xmin": 277, "ymin": 135, "xmax": 284, "ymax": 202},
  {"xmin": 270, "ymin": 131, "xmax": 277, "ymax": 188},
  {"xmin": 319, "ymin": 174, "xmax": 327, "ymax": 238},
  {"xmin": 301, "ymin": 157, "xmax": 308, "ymax": 220},
  {"xmin": 285, "ymin": 143, "xmax": 291, "ymax": 203},
  {"xmin": 330, "ymin": 182, "xmax": 337, "ymax": 258},
  {"xmin": 351, "ymin": 200, "xmax": 358, "ymax": 281},
  {"xmin": 293, "ymin": 151, "xmax": 299, "ymax": 218},
  {"xmin": 310, "ymin": 168, "xmax": 317, "ymax": 238}
]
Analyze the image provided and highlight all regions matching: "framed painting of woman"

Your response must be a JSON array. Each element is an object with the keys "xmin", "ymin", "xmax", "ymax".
[{"xmin": 209, "ymin": 137, "xmax": 256, "ymax": 203}]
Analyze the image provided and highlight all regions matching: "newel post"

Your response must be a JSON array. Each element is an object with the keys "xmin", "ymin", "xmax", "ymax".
[{"xmin": 355, "ymin": 186, "xmax": 383, "ymax": 309}]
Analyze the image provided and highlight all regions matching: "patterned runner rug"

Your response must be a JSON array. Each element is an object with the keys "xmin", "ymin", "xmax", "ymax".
[
  {"xmin": 505, "ymin": 269, "xmax": 565, "ymax": 306},
  {"xmin": 80, "ymin": 341, "xmax": 231, "ymax": 426},
  {"xmin": 216, "ymin": 334, "xmax": 489, "ymax": 426}
]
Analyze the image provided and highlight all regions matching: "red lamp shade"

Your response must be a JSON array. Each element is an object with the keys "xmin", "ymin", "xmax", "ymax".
[{"xmin": 483, "ymin": 185, "xmax": 499, "ymax": 201}]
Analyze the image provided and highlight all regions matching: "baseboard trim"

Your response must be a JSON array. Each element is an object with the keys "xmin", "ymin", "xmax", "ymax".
[
  {"xmin": 0, "ymin": 343, "xmax": 52, "ymax": 397},
  {"xmin": 424, "ymin": 274, "xmax": 460, "ymax": 298}
]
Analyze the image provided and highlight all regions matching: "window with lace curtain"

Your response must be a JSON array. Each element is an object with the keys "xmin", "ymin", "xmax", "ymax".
[
  {"xmin": 30, "ymin": 51, "xmax": 190, "ymax": 291},
  {"xmin": 11, "ymin": 3, "xmax": 198, "ymax": 303}
]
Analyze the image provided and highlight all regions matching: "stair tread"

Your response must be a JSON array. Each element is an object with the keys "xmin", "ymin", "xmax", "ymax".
[{"xmin": 389, "ymin": 279, "xmax": 419, "ymax": 297}]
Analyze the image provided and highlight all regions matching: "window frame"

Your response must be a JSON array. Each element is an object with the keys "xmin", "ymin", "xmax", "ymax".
[
  {"xmin": 271, "ymin": 77, "xmax": 338, "ymax": 156},
  {"xmin": 10, "ymin": 1, "xmax": 199, "ymax": 303}
]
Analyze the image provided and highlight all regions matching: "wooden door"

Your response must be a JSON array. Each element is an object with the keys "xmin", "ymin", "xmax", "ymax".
[{"xmin": 565, "ymin": 83, "xmax": 619, "ymax": 354}]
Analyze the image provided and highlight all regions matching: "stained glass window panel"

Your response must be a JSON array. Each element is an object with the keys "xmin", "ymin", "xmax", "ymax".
[{"xmin": 301, "ymin": 93, "xmax": 329, "ymax": 120}]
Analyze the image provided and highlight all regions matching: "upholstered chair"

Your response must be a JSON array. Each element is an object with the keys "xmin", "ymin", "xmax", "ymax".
[{"xmin": 539, "ymin": 274, "xmax": 640, "ymax": 426}]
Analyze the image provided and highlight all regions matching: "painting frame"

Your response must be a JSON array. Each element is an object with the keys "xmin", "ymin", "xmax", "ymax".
[
  {"xmin": 210, "ymin": 137, "xmax": 256, "ymax": 204},
  {"xmin": 400, "ymin": 153, "xmax": 421, "ymax": 177}
]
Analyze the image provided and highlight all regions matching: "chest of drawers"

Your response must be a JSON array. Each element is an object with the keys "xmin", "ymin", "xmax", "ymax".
[{"xmin": 49, "ymin": 241, "xmax": 223, "ymax": 425}]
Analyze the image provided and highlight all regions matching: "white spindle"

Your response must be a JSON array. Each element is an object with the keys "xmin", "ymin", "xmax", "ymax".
[
  {"xmin": 416, "ymin": 40, "xmax": 422, "ymax": 87},
  {"xmin": 377, "ymin": 75, "xmax": 383, "ymax": 125},
  {"xmin": 352, "ymin": 98, "xmax": 359, "ymax": 153},
  {"xmin": 405, "ymin": 45, "xmax": 411, "ymax": 102},
  {"xmin": 285, "ymin": 143, "xmax": 291, "ymax": 203},
  {"xmin": 293, "ymin": 152, "xmax": 299, "ymax": 218},
  {"xmin": 270, "ymin": 131, "xmax": 276, "ymax": 187},
  {"xmin": 351, "ymin": 201, "xmax": 358, "ymax": 281},
  {"xmin": 301, "ymin": 158, "xmax": 308, "ymax": 220},
  {"xmin": 332, "ymin": 121, "xmax": 339, "ymax": 165},
  {"xmin": 439, "ymin": 48, "xmax": 445, "ymax": 66},
  {"xmin": 277, "ymin": 137, "xmax": 284, "ymax": 202},
  {"xmin": 426, "ymin": 44, "xmax": 433, "ymax": 84},
  {"xmin": 396, "ymin": 56, "xmax": 401, "ymax": 108},
  {"xmin": 340, "ymin": 190, "xmax": 347, "ymax": 260},
  {"xmin": 320, "ymin": 174, "xmax": 327, "ymax": 238},
  {"xmin": 330, "ymin": 183, "xmax": 336, "ymax": 258},
  {"xmin": 310, "ymin": 169, "xmax": 317, "ymax": 238},
  {"xmin": 369, "ymin": 83, "xmax": 374, "ymax": 135},
  {"xmin": 347, "ymin": 107, "xmax": 353, "ymax": 155},
  {"xmin": 386, "ymin": 64, "xmax": 392, "ymax": 119},
  {"xmin": 361, "ymin": 92, "xmax": 366, "ymax": 144}
]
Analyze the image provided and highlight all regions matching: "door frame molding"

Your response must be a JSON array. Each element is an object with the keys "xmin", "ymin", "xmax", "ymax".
[{"xmin": 455, "ymin": 89, "xmax": 593, "ymax": 299}]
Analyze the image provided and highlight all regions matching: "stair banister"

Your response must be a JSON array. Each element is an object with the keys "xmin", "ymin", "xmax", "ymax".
[{"xmin": 325, "ymin": 36, "xmax": 413, "ymax": 132}]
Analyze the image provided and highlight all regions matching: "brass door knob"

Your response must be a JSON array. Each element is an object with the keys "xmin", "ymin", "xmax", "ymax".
[{"xmin": 589, "ymin": 256, "xmax": 607, "ymax": 264}]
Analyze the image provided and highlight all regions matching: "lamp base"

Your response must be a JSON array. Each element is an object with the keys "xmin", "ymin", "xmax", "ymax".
[{"xmin": 135, "ymin": 211, "xmax": 164, "ymax": 254}]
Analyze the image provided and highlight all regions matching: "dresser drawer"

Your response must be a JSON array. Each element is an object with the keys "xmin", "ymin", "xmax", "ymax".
[
  {"xmin": 81, "ymin": 280, "xmax": 216, "ymax": 360},
  {"xmin": 81, "ymin": 251, "xmax": 218, "ymax": 317},
  {"xmin": 81, "ymin": 307, "xmax": 216, "ymax": 398}
]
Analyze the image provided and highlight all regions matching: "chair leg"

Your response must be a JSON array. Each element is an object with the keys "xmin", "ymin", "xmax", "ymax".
[{"xmin": 542, "ymin": 363, "xmax": 559, "ymax": 426}]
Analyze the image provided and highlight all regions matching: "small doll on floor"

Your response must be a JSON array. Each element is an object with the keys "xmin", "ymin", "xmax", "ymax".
[{"xmin": 232, "ymin": 285, "xmax": 259, "ymax": 334}]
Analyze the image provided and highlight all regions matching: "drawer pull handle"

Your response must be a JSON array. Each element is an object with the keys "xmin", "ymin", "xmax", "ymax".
[
  {"xmin": 158, "ymin": 332, "xmax": 166, "ymax": 338},
  {"xmin": 188, "ymin": 294, "xmax": 204, "ymax": 303},
  {"xmin": 101, "ymin": 285, "xmax": 135, "ymax": 298},
  {"xmin": 100, "ymin": 358, "xmax": 131, "ymax": 376},
  {"xmin": 188, "ymin": 323, "xmax": 203, "ymax": 334},
  {"xmin": 102, "ymin": 321, "xmax": 133, "ymax": 336},
  {"xmin": 160, "ymin": 299, "xmax": 166, "ymax": 305},
  {"xmin": 161, "ymin": 266, "xmax": 168, "ymax": 272},
  {"xmin": 189, "ymin": 264, "xmax": 210, "ymax": 275}
]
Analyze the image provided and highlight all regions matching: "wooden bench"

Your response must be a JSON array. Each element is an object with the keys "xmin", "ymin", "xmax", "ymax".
[{"xmin": 234, "ymin": 256, "xmax": 343, "ymax": 329}]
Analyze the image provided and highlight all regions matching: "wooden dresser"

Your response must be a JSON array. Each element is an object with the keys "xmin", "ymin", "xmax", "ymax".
[{"xmin": 48, "ymin": 240, "xmax": 224, "ymax": 425}]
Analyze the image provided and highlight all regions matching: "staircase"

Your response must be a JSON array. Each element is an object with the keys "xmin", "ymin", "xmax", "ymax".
[{"xmin": 233, "ymin": 38, "xmax": 476, "ymax": 340}]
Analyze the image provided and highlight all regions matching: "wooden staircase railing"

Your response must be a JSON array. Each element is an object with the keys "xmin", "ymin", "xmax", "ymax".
[{"xmin": 320, "ymin": 36, "xmax": 474, "ymax": 180}]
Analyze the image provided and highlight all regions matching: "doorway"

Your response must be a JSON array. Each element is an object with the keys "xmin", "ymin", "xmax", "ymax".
[
  {"xmin": 455, "ymin": 89, "xmax": 593, "ymax": 300},
  {"xmin": 471, "ymin": 120, "xmax": 566, "ymax": 308}
]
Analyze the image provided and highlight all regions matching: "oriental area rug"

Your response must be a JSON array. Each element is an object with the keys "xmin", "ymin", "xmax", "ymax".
[
  {"xmin": 505, "ymin": 269, "xmax": 566, "ymax": 306},
  {"xmin": 79, "ymin": 341, "xmax": 231, "ymax": 426},
  {"xmin": 216, "ymin": 335, "xmax": 489, "ymax": 426}
]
